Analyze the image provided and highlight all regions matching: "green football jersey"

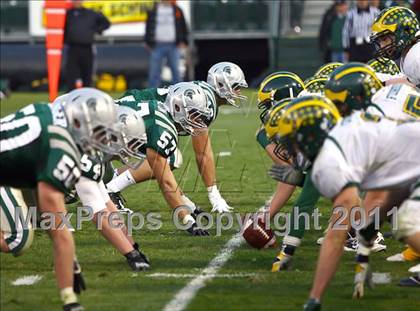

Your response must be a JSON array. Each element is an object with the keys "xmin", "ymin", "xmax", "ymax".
[
  {"xmin": 116, "ymin": 99, "xmax": 178, "ymax": 158},
  {"xmin": 80, "ymin": 152, "xmax": 105, "ymax": 182},
  {"xmin": 117, "ymin": 81, "xmax": 219, "ymax": 127},
  {"xmin": 256, "ymin": 126, "xmax": 270, "ymax": 149},
  {"xmin": 118, "ymin": 87, "xmax": 168, "ymax": 104},
  {"xmin": 0, "ymin": 103, "xmax": 81, "ymax": 193}
]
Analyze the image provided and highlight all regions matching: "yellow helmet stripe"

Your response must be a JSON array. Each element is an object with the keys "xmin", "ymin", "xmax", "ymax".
[
  {"xmin": 377, "ymin": 6, "xmax": 402, "ymax": 25},
  {"xmin": 264, "ymin": 73, "xmax": 305, "ymax": 87},
  {"xmin": 372, "ymin": 7, "xmax": 400, "ymax": 33},
  {"xmin": 305, "ymin": 77, "xmax": 327, "ymax": 88},
  {"xmin": 335, "ymin": 67, "xmax": 382, "ymax": 86},
  {"xmin": 325, "ymin": 88, "xmax": 348, "ymax": 103}
]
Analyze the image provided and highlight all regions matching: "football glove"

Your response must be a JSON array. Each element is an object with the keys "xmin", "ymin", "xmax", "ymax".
[
  {"xmin": 303, "ymin": 298, "xmax": 321, "ymax": 311},
  {"xmin": 208, "ymin": 186, "xmax": 233, "ymax": 213},
  {"xmin": 353, "ymin": 262, "xmax": 374, "ymax": 299},
  {"xmin": 125, "ymin": 249, "xmax": 150, "ymax": 271},
  {"xmin": 63, "ymin": 303, "xmax": 84, "ymax": 311},
  {"xmin": 268, "ymin": 164, "xmax": 304, "ymax": 186},
  {"xmin": 186, "ymin": 221, "xmax": 210, "ymax": 236},
  {"xmin": 73, "ymin": 260, "xmax": 86, "ymax": 294}
]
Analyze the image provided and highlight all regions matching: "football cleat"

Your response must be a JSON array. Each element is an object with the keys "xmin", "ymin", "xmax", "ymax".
[
  {"xmin": 344, "ymin": 236, "xmax": 359, "ymax": 252},
  {"xmin": 409, "ymin": 263, "xmax": 420, "ymax": 274},
  {"xmin": 386, "ymin": 253, "xmax": 405, "ymax": 262},
  {"xmin": 388, "ymin": 247, "xmax": 420, "ymax": 262},
  {"xmin": 133, "ymin": 242, "xmax": 151, "ymax": 265},
  {"xmin": 125, "ymin": 249, "xmax": 150, "ymax": 271},
  {"xmin": 186, "ymin": 222, "xmax": 210, "ymax": 236},
  {"xmin": 303, "ymin": 298, "xmax": 321, "ymax": 311},
  {"xmin": 371, "ymin": 232, "xmax": 386, "ymax": 253},
  {"xmin": 398, "ymin": 275, "xmax": 420, "ymax": 287},
  {"xmin": 63, "ymin": 303, "xmax": 84, "ymax": 311},
  {"xmin": 109, "ymin": 191, "xmax": 133, "ymax": 214},
  {"xmin": 271, "ymin": 251, "xmax": 292, "ymax": 272}
]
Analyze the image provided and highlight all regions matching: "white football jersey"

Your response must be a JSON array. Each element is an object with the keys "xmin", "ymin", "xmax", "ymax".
[
  {"xmin": 367, "ymin": 83, "xmax": 420, "ymax": 121},
  {"xmin": 401, "ymin": 41, "xmax": 420, "ymax": 86},
  {"xmin": 311, "ymin": 112, "xmax": 420, "ymax": 198}
]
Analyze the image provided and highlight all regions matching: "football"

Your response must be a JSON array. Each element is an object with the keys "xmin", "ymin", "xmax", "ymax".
[{"xmin": 242, "ymin": 217, "xmax": 276, "ymax": 249}]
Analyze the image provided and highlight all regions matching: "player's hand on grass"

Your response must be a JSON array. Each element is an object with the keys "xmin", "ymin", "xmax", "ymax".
[
  {"xmin": 353, "ymin": 262, "xmax": 374, "ymax": 299},
  {"xmin": 73, "ymin": 260, "xmax": 86, "ymax": 294},
  {"xmin": 268, "ymin": 164, "xmax": 304, "ymax": 186},
  {"xmin": 186, "ymin": 221, "xmax": 210, "ymax": 236},
  {"xmin": 208, "ymin": 185, "xmax": 233, "ymax": 213}
]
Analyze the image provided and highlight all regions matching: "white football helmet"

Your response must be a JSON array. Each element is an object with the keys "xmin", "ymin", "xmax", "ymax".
[
  {"xmin": 207, "ymin": 62, "xmax": 248, "ymax": 107},
  {"xmin": 116, "ymin": 105, "xmax": 147, "ymax": 168},
  {"xmin": 166, "ymin": 82, "xmax": 211, "ymax": 136},
  {"xmin": 60, "ymin": 88, "xmax": 122, "ymax": 155}
]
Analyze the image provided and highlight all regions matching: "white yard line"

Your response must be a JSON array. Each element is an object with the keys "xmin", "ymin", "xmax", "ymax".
[
  {"xmin": 162, "ymin": 233, "xmax": 245, "ymax": 311},
  {"xmin": 148, "ymin": 272, "xmax": 255, "ymax": 279},
  {"xmin": 11, "ymin": 275, "xmax": 43, "ymax": 286}
]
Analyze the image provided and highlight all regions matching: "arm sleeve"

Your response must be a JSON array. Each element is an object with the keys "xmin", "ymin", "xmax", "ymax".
[
  {"xmin": 255, "ymin": 127, "xmax": 271, "ymax": 149},
  {"xmin": 75, "ymin": 176, "xmax": 107, "ymax": 214},
  {"xmin": 95, "ymin": 11, "xmax": 111, "ymax": 34}
]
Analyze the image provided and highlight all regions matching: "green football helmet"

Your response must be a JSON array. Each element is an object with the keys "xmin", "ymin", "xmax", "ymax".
[
  {"xmin": 314, "ymin": 62, "xmax": 344, "ymax": 78},
  {"xmin": 257, "ymin": 71, "xmax": 305, "ymax": 122},
  {"xmin": 265, "ymin": 95, "xmax": 341, "ymax": 161},
  {"xmin": 370, "ymin": 6, "xmax": 420, "ymax": 60},
  {"xmin": 367, "ymin": 58, "xmax": 401, "ymax": 75},
  {"xmin": 302, "ymin": 76, "xmax": 328, "ymax": 95},
  {"xmin": 324, "ymin": 62, "xmax": 383, "ymax": 116}
]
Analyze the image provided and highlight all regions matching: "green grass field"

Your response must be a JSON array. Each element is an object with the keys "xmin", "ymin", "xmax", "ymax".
[{"xmin": 0, "ymin": 92, "xmax": 418, "ymax": 311}]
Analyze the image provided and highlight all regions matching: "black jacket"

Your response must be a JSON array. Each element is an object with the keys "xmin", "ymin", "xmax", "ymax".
[
  {"xmin": 65, "ymin": 8, "xmax": 110, "ymax": 46},
  {"xmin": 145, "ymin": 4, "xmax": 188, "ymax": 47},
  {"xmin": 318, "ymin": 5, "xmax": 336, "ymax": 52}
]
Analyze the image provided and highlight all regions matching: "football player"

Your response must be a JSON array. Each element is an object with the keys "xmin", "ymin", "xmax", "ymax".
[
  {"xmin": 367, "ymin": 57, "xmax": 402, "ymax": 83},
  {"xmin": 265, "ymin": 96, "xmax": 420, "ymax": 311},
  {"xmin": 53, "ymin": 90, "xmax": 151, "ymax": 271},
  {"xmin": 370, "ymin": 6, "xmax": 420, "ymax": 87},
  {"xmin": 111, "ymin": 82, "xmax": 213, "ymax": 236},
  {"xmin": 106, "ymin": 62, "xmax": 248, "ymax": 215},
  {"xmin": 255, "ymin": 71, "xmax": 305, "ymax": 218},
  {"xmin": 325, "ymin": 63, "xmax": 420, "ymax": 291},
  {"xmin": 0, "ymin": 88, "xmax": 121, "ymax": 311}
]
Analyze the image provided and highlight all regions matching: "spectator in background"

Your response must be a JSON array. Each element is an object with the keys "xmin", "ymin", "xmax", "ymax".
[
  {"xmin": 319, "ymin": 1, "xmax": 338, "ymax": 62},
  {"xmin": 370, "ymin": 0, "xmax": 383, "ymax": 9},
  {"xmin": 145, "ymin": 0, "xmax": 188, "ymax": 88},
  {"xmin": 64, "ymin": 0, "xmax": 110, "ymax": 91},
  {"xmin": 343, "ymin": 0, "xmax": 380, "ymax": 62},
  {"xmin": 319, "ymin": 1, "xmax": 349, "ymax": 63},
  {"xmin": 330, "ymin": 1, "xmax": 348, "ymax": 62}
]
